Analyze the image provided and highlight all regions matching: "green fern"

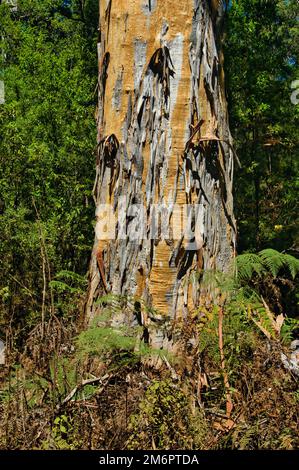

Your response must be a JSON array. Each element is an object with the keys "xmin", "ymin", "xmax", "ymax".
[
  {"xmin": 281, "ymin": 254, "xmax": 299, "ymax": 279},
  {"xmin": 251, "ymin": 303, "xmax": 277, "ymax": 339},
  {"xmin": 55, "ymin": 270, "xmax": 87, "ymax": 286},
  {"xmin": 235, "ymin": 249, "xmax": 299, "ymax": 282},
  {"xmin": 259, "ymin": 249, "xmax": 299, "ymax": 279},
  {"xmin": 49, "ymin": 280, "xmax": 81, "ymax": 294},
  {"xmin": 76, "ymin": 323, "xmax": 138, "ymax": 357},
  {"xmin": 280, "ymin": 317, "xmax": 299, "ymax": 344},
  {"xmin": 235, "ymin": 253, "xmax": 265, "ymax": 281},
  {"xmin": 49, "ymin": 270, "xmax": 87, "ymax": 294},
  {"xmin": 259, "ymin": 249, "xmax": 284, "ymax": 277}
]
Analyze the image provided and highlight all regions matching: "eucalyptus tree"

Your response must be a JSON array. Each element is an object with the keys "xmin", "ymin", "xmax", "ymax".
[{"xmin": 86, "ymin": 0, "xmax": 236, "ymax": 348}]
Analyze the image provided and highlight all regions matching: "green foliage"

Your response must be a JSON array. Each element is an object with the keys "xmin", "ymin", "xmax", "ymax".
[
  {"xmin": 77, "ymin": 313, "xmax": 170, "ymax": 369},
  {"xmin": 127, "ymin": 379, "xmax": 209, "ymax": 450},
  {"xmin": 77, "ymin": 294, "xmax": 140, "ymax": 360},
  {"xmin": 233, "ymin": 249, "xmax": 299, "ymax": 337},
  {"xmin": 235, "ymin": 253, "xmax": 266, "ymax": 281},
  {"xmin": 77, "ymin": 294, "xmax": 174, "ymax": 368},
  {"xmin": 42, "ymin": 414, "xmax": 81, "ymax": 450},
  {"xmin": 49, "ymin": 270, "xmax": 87, "ymax": 318},
  {"xmin": 225, "ymin": 0, "xmax": 299, "ymax": 251},
  {"xmin": 197, "ymin": 302, "xmax": 257, "ymax": 383},
  {"xmin": 235, "ymin": 249, "xmax": 299, "ymax": 281},
  {"xmin": 234, "ymin": 251, "xmax": 299, "ymax": 341},
  {"xmin": 259, "ymin": 249, "xmax": 299, "ymax": 278},
  {"xmin": 197, "ymin": 249, "xmax": 299, "ymax": 382},
  {"xmin": 77, "ymin": 320, "xmax": 139, "ymax": 358},
  {"xmin": 49, "ymin": 356, "xmax": 77, "ymax": 399},
  {"xmin": 0, "ymin": 363, "xmax": 51, "ymax": 411},
  {"xmin": 0, "ymin": 0, "xmax": 98, "ymax": 339},
  {"xmin": 49, "ymin": 271, "xmax": 87, "ymax": 294},
  {"xmin": 280, "ymin": 317, "xmax": 299, "ymax": 344}
]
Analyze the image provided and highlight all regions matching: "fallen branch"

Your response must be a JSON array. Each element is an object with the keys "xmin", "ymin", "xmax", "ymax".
[{"xmin": 59, "ymin": 373, "xmax": 110, "ymax": 407}]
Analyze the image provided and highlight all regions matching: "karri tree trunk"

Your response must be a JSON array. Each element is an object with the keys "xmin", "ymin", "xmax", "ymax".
[{"xmin": 86, "ymin": 0, "xmax": 236, "ymax": 349}]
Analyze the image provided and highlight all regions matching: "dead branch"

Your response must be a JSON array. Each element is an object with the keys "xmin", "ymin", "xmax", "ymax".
[{"xmin": 59, "ymin": 373, "xmax": 110, "ymax": 407}]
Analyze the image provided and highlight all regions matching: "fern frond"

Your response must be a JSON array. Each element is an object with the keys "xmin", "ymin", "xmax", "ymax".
[
  {"xmin": 235, "ymin": 253, "xmax": 265, "ymax": 282},
  {"xmin": 281, "ymin": 317, "xmax": 299, "ymax": 344},
  {"xmin": 281, "ymin": 254, "xmax": 299, "ymax": 279},
  {"xmin": 55, "ymin": 270, "xmax": 87, "ymax": 285},
  {"xmin": 249, "ymin": 304, "xmax": 276, "ymax": 340},
  {"xmin": 259, "ymin": 249, "xmax": 284, "ymax": 277},
  {"xmin": 259, "ymin": 249, "xmax": 299, "ymax": 278},
  {"xmin": 49, "ymin": 280, "xmax": 81, "ymax": 294}
]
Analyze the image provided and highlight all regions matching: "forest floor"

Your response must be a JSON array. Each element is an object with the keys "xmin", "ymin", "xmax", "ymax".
[{"xmin": 0, "ymin": 308, "xmax": 298, "ymax": 450}]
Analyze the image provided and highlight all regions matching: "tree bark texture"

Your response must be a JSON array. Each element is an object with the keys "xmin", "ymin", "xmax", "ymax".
[{"xmin": 86, "ymin": 0, "xmax": 236, "ymax": 349}]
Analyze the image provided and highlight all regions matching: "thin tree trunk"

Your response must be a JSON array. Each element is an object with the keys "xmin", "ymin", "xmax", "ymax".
[{"xmin": 86, "ymin": 0, "xmax": 236, "ymax": 349}]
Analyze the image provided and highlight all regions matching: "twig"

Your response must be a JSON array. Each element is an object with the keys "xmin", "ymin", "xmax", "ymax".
[
  {"xmin": 8, "ymin": 274, "xmax": 38, "ymax": 299},
  {"xmin": 60, "ymin": 373, "xmax": 110, "ymax": 407},
  {"xmin": 32, "ymin": 198, "xmax": 55, "ymax": 323},
  {"xmin": 205, "ymin": 409, "xmax": 231, "ymax": 419},
  {"xmin": 162, "ymin": 355, "xmax": 179, "ymax": 380},
  {"xmin": 218, "ymin": 306, "xmax": 233, "ymax": 417}
]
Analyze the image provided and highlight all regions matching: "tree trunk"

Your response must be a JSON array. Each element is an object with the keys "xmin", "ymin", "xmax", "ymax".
[{"xmin": 85, "ymin": 0, "xmax": 236, "ymax": 349}]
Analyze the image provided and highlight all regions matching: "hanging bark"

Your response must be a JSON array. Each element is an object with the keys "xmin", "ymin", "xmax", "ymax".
[{"xmin": 85, "ymin": 0, "xmax": 236, "ymax": 349}]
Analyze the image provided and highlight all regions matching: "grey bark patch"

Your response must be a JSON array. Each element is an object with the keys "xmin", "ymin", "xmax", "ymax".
[
  {"xmin": 134, "ymin": 39, "xmax": 147, "ymax": 92},
  {"xmin": 191, "ymin": 0, "xmax": 201, "ymax": 48},
  {"xmin": 0, "ymin": 339, "xmax": 5, "ymax": 365},
  {"xmin": 161, "ymin": 20, "xmax": 169, "ymax": 37},
  {"xmin": 112, "ymin": 69, "xmax": 123, "ymax": 112},
  {"xmin": 141, "ymin": 0, "xmax": 157, "ymax": 16},
  {"xmin": 167, "ymin": 34, "xmax": 184, "ymax": 119}
]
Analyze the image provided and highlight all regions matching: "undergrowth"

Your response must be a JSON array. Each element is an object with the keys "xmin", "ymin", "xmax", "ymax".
[{"xmin": 0, "ymin": 250, "xmax": 298, "ymax": 450}]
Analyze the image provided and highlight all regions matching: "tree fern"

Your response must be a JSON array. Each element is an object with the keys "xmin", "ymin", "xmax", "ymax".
[
  {"xmin": 259, "ymin": 249, "xmax": 285, "ymax": 277},
  {"xmin": 281, "ymin": 254, "xmax": 299, "ymax": 279},
  {"xmin": 259, "ymin": 249, "xmax": 299, "ymax": 279},
  {"xmin": 228, "ymin": 250, "xmax": 298, "ymax": 342},
  {"xmin": 235, "ymin": 249, "xmax": 299, "ymax": 282},
  {"xmin": 235, "ymin": 253, "xmax": 265, "ymax": 282}
]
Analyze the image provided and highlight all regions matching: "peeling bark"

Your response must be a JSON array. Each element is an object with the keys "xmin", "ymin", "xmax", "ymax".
[{"xmin": 86, "ymin": 0, "xmax": 236, "ymax": 349}]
